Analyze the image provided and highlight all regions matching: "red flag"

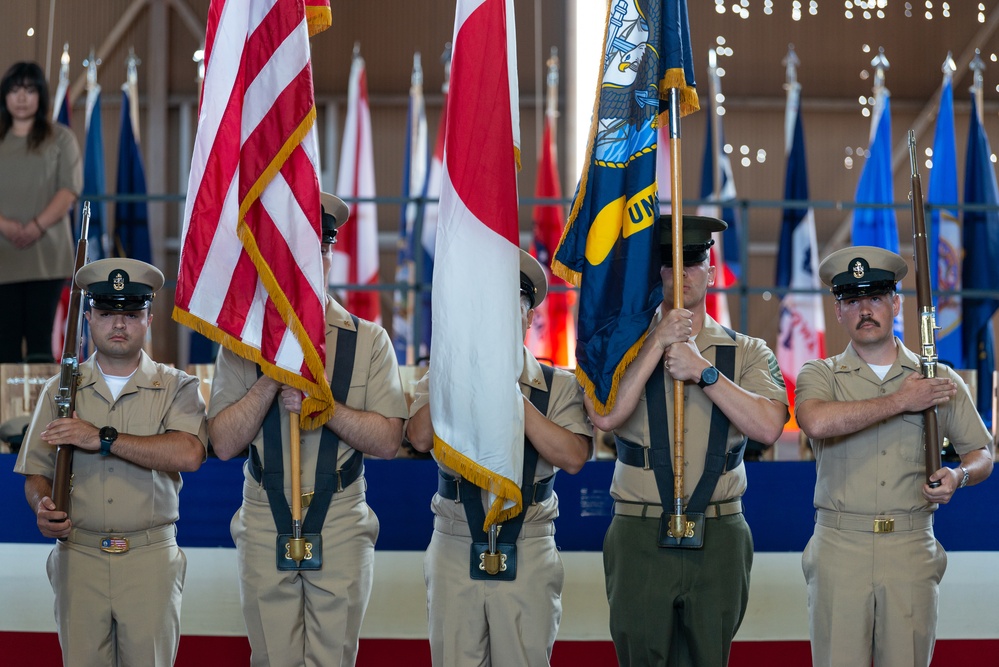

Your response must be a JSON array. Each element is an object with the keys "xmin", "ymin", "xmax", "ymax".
[
  {"xmin": 173, "ymin": 0, "xmax": 334, "ymax": 427},
  {"xmin": 332, "ymin": 50, "xmax": 381, "ymax": 323},
  {"xmin": 431, "ymin": 0, "xmax": 524, "ymax": 527},
  {"xmin": 527, "ymin": 114, "xmax": 575, "ymax": 367}
]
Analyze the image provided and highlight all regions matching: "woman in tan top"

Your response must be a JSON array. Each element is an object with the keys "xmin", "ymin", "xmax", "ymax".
[{"xmin": 0, "ymin": 61, "xmax": 82, "ymax": 362}]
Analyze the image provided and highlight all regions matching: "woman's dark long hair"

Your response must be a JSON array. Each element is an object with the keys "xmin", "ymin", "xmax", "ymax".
[{"xmin": 1, "ymin": 61, "xmax": 53, "ymax": 150}]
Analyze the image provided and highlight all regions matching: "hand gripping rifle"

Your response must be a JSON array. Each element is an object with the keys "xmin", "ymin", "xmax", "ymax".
[
  {"xmin": 51, "ymin": 202, "xmax": 90, "ymax": 512},
  {"xmin": 907, "ymin": 132, "xmax": 942, "ymax": 489}
]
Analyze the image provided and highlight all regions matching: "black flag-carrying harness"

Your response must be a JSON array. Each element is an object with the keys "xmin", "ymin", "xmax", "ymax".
[
  {"xmin": 615, "ymin": 327, "xmax": 746, "ymax": 549},
  {"xmin": 251, "ymin": 315, "xmax": 361, "ymax": 571},
  {"xmin": 436, "ymin": 364, "xmax": 555, "ymax": 581}
]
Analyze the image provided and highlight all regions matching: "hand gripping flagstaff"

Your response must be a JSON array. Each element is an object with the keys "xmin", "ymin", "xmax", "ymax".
[
  {"xmin": 908, "ymin": 131, "xmax": 943, "ymax": 488},
  {"xmin": 52, "ymin": 202, "xmax": 91, "ymax": 516},
  {"xmin": 667, "ymin": 90, "xmax": 694, "ymax": 542},
  {"xmin": 287, "ymin": 413, "xmax": 308, "ymax": 564}
]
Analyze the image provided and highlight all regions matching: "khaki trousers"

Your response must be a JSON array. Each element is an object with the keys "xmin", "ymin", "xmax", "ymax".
[
  {"xmin": 46, "ymin": 533, "xmax": 186, "ymax": 667},
  {"xmin": 803, "ymin": 522, "xmax": 947, "ymax": 667},
  {"xmin": 232, "ymin": 477, "xmax": 379, "ymax": 667},
  {"xmin": 423, "ymin": 509, "xmax": 565, "ymax": 667}
]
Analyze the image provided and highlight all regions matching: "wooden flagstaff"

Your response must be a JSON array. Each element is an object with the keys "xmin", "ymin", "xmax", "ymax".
[
  {"xmin": 288, "ymin": 414, "xmax": 307, "ymax": 563},
  {"xmin": 667, "ymin": 88, "xmax": 691, "ymax": 540}
]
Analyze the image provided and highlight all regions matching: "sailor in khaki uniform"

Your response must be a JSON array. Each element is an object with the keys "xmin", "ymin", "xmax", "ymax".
[
  {"xmin": 406, "ymin": 250, "xmax": 592, "ymax": 667},
  {"xmin": 585, "ymin": 215, "xmax": 789, "ymax": 667},
  {"xmin": 797, "ymin": 246, "xmax": 993, "ymax": 667},
  {"xmin": 208, "ymin": 193, "xmax": 409, "ymax": 667},
  {"xmin": 14, "ymin": 258, "xmax": 208, "ymax": 667}
]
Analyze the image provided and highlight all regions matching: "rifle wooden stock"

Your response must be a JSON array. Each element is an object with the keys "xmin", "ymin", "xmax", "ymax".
[
  {"xmin": 52, "ymin": 202, "xmax": 90, "ymax": 513},
  {"xmin": 908, "ymin": 132, "xmax": 942, "ymax": 488}
]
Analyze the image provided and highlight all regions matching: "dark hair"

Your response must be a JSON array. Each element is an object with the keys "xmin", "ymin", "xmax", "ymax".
[{"xmin": 1, "ymin": 61, "xmax": 52, "ymax": 150}]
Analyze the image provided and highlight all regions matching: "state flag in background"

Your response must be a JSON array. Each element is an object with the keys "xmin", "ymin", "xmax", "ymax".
[
  {"xmin": 52, "ymin": 44, "xmax": 72, "ymax": 127},
  {"xmin": 776, "ymin": 68, "xmax": 824, "ymax": 420},
  {"xmin": 961, "ymin": 95, "xmax": 999, "ymax": 426},
  {"xmin": 50, "ymin": 44, "xmax": 73, "ymax": 360},
  {"xmin": 852, "ymin": 87, "xmax": 903, "ymax": 338},
  {"xmin": 173, "ymin": 0, "xmax": 335, "ymax": 427},
  {"xmin": 332, "ymin": 47, "xmax": 380, "ymax": 323},
  {"xmin": 416, "ymin": 78, "xmax": 448, "ymax": 361},
  {"xmin": 554, "ymin": 0, "xmax": 698, "ymax": 414},
  {"xmin": 928, "ymin": 65, "xmax": 962, "ymax": 368},
  {"xmin": 81, "ymin": 62, "xmax": 107, "ymax": 260},
  {"xmin": 113, "ymin": 62, "xmax": 151, "ymax": 263},
  {"xmin": 526, "ymin": 53, "xmax": 575, "ymax": 368},
  {"xmin": 430, "ymin": 0, "xmax": 524, "ymax": 526},
  {"xmin": 697, "ymin": 87, "xmax": 737, "ymax": 328},
  {"xmin": 392, "ymin": 53, "xmax": 428, "ymax": 364}
]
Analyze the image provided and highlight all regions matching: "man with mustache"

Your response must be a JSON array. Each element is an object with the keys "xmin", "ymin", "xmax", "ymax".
[
  {"xmin": 796, "ymin": 246, "xmax": 993, "ymax": 667},
  {"xmin": 14, "ymin": 257, "xmax": 208, "ymax": 666}
]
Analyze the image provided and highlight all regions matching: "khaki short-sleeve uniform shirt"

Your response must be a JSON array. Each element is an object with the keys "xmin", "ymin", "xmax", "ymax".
[
  {"xmin": 0, "ymin": 124, "xmax": 82, "ymax": 284},
  {"xmin": 610, "ymin": 314, "xmax": 789, "ymax": 505},
  {"xmin": 14, "ymin": 352, "xmax": 208, "ymax": 532},
  {"xmin": 795, "ymin": 339, "xmax": 992, "ymax": 515},
  {"xmin": 209, "ymin": 299, "xmax": 409, "ymax": 496}
]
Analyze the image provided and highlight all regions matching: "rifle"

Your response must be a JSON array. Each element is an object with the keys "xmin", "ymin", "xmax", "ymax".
[
  {"xmin": 907, "ymin": 132, "xmax": 942, "ymax": 489},
  {"xmin": 51, "ymin": 202, "xmax": 90, "ymax": 512}
]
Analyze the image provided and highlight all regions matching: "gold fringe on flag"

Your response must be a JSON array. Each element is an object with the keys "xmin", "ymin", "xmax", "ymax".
[{"xmin": 433, "ymin": 434, "xmax": 524, "ymax": 529}]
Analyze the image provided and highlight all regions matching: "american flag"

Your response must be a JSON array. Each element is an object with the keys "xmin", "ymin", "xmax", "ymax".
[{"xmin": 173, "ymin": 0, "xmax": 334, "ymax": 427}]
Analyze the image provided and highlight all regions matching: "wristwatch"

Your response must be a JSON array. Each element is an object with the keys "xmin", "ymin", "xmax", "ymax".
[
  {"xmin": 99, "ymin": 426, "xmax": 118, "ymax": 457},
  {"xmin": 958, "ymin": 466, "xmax": 970, "ymax": 489},
  {"xmin": 697, "ymin": 365, "xmax": 720, "ymax": 389}
]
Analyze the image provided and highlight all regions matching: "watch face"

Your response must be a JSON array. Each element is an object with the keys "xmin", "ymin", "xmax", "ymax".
[
  {"xmin": 700, "ymin": 366, "xmax": 719, "ymax": 386},
  {"xmin": 99, "ymin": 426, "xmax": 118, "ymax": 441}
]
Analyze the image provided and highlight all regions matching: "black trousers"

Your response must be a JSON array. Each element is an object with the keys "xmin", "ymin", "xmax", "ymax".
[{"xmin": 0, "ymin": 278, "xmax": 66, "ymax": 362}]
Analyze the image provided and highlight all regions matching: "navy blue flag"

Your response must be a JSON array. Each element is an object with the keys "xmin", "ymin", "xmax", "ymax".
[
  {"xmin": 81, "ymin": 85, "xmax": 107, "ymax": 259},
  {"xmin": 114, "ymin": 86, "xmax": 151, "ymax": 262},
  {"xmin": 961, "ymin": 96, "xmax": 999, "ymax": 426},
  {"xmin": 553, "ymin": 0, "xmax": 698, "ymax": 414}
]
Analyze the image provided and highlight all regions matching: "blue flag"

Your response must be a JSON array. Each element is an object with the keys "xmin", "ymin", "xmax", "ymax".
[
  {"xmin": 114, "ymin": 87, "xmax": 151, "ymax": 262},
  {"xmin": 81, "ymin": 85, "xmax": 106, "ymax": 260},
  {"xmin": 961, "ymin": 96, "xmax": 999, "ymax": 426},
  {"xmin": 553, "ymin": 0, "xmax": 698, "ymax": 414},
  {"xmin": 393, "ymin": 54, "xmax": 429, "ymax": 365},
  {"xmin": 852, "ymin": 91, "xmax": 902, "ymax": 338},
  {"xmin": 928, "ymin": 74, "xmax": 962, "ymax": 368}
]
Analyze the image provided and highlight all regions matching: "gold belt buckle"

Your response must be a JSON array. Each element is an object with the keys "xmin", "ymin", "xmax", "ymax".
[
  {"xmin": 100, "ymin": 537, "xmax": 130, "ymax": 553},
  {"xmin": 873, "ymin": 518, "xmax": 895, "ymax": 534},
  {"xmin": 301, "ymin": 491, "xmax": 314, "ymax": 509}
]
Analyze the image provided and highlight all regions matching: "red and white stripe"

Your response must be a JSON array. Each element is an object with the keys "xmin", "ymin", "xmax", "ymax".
[
  {"xmin": 174, "ymin": 0, "xmax": 334, "ymax": 425},
  {"xmin": 332, "ymin": 51, "xmax": 381, "ymax": 323},
  {"xmin": 430, "ymin": 0, "xmax": 525, "ymax": 526}
]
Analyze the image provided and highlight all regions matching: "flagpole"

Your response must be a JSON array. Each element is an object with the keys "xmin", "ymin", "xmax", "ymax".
[
  {"xmin": 288, "ymin": 413, "xmax": 307, "ymax": 563},
  {"xmin": 667, "ymin": 87, "xmax": 690, "ymax": 541}
]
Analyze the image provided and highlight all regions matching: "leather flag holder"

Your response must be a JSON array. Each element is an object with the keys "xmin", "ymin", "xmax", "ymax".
[
  {"xmin": 469, "ymin": 542, "xmax": 517, "ymax": 581},
  {"xmin": 276, "ymin": 533, "xmax": 323, "ymax": 571},
  {"xmin": 657, "ymin": 513, "xmax": 705, "ymax": 549}
]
